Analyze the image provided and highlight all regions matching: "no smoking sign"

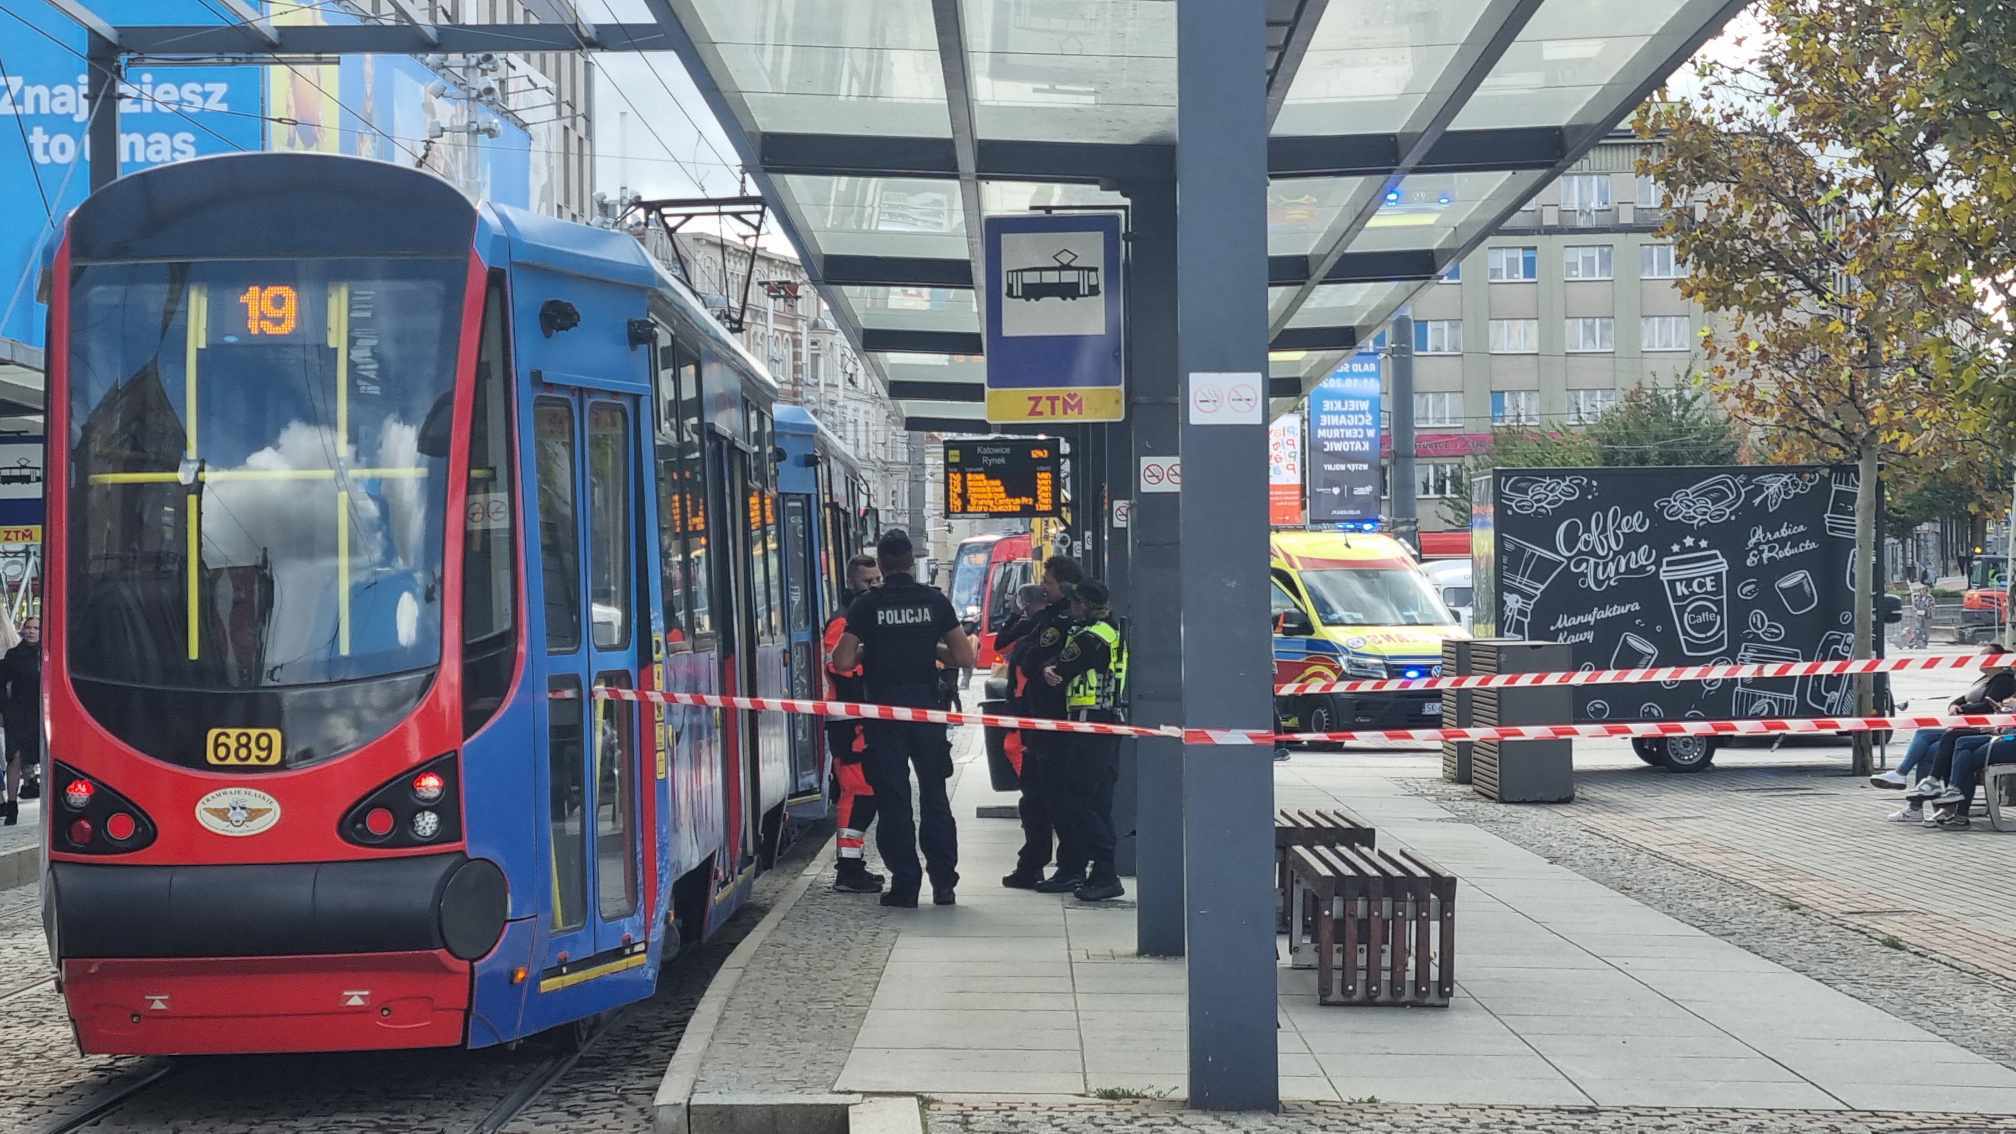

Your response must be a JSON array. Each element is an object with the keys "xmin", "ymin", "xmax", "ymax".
[
  {"xmin": 1189, "ymin": 372, "xmax": 1264, "ymax": 425},
  {"xmin": 1139, "ymin": 455, "xmax": 1181, "ymax": 493}
]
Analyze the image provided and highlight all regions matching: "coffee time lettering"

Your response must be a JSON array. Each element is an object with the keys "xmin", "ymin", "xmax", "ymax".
[{"xmin": 1553, "ymin": 508, "xmax": 1656, "ymax": 591}]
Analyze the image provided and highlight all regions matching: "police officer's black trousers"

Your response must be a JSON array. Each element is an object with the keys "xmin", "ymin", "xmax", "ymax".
[
  {"xmin": 1012, "ymin": 733, "xmax": 1057, "ymax": 877},
  {"xmin": 1052, "ymin": 731, "xmax": 1120, "ymax": 879},
  {"xmin": 863, "ymin": 720, "xmax": 958, "ymax": 893}
]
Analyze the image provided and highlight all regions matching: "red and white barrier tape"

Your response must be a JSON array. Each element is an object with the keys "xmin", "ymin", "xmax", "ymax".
[
  {"xmin": 554, "ymin": 686, "xmax": 2014, "ymax": 749},
  {"xmin": 1273, "ymin": 650, "xmax": 2013, "ymax": 697}
]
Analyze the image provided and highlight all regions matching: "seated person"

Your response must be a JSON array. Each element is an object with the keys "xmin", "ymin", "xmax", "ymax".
[
  {"xmin": 1874, "ymin": 645, "xmax": 2014, "ymax": 791},
  {"xmin": 1899, "ymin": 726, "xmax": 2007, "ymax": 823},
  {"xmin": 1927, "ymin": 731, "xmax": 2016, "ymax": 830}
]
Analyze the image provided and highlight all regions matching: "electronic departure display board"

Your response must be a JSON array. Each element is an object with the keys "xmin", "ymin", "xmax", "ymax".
[{"xmin": 944, "ymin": 439, "xmax": 1060, "ymax": 518}]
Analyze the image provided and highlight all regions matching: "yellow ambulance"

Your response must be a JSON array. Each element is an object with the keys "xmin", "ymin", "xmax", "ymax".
[{"xmin": 1270, "ymin": 530, "xmax": 1466, "ymax": 734}]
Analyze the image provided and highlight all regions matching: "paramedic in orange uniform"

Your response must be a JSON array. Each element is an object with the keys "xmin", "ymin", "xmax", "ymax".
[{"xmin": 824, "ymin": 554, "xmax": 883, "ymax": 893}]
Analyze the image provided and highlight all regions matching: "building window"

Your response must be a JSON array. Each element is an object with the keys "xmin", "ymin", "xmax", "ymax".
[
  {"xmin": 1487, "ymin": 246, "xmax": 1538, "ymax": 282},
  {"xmin": 1488, "ymin": 318, "xmax": 1538, "ymax": 353},
  {"xmin": 1414, "ymin": 391, "xmax": 1462, "ymax": 426},
  {"xmin": 1440, "ymin": 261, "xmax": 1461, "ymax": 283},
  {"xmin": 1566, "ymin": 316, "xmax": 1615, "ymax": 353},
  {"xmin": 1417, "ymin": 461, "xmax": 1462, "ymax": 499},
  {"xmin": 1642, "ymin": 315, "xmax": 1692, "ymax": 351},
  {"xmin": 1564, "ymin": 245, "xmax": 1613, "ymax": 280},
  {"xmin": 1641, "ymin": 244, "xmax": 1680, "ymax": 279},
  {"xmin": 1491, "ymin": 390, "xmax": 1539, "ymax": 425},
  {"xmin": 1637, "ymin": 174, "xmax": 1666, "ymax": 208},
  {"xmin": 1413, "ymin": 319, "xmax": 1463, "ymax": 355},
  {"xmin": 1569, "ymin": 388, "xmax": 1621, "ymax": 424},
  {"xmin": 1560, "ymin": 174, "xmax": 1613, "ymax": 211}
]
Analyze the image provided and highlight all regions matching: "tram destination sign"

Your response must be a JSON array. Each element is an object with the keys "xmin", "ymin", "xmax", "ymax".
[{"xmin": 944, "ymin": 440, "xmax": 1061, "ymax": 519}]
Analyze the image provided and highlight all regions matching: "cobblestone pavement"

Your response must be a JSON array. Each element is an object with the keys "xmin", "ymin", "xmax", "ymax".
[
  {"xmin": 691, "ymin": 724, "xmax": 983, "ymax": 1098},
  {"xmin": 0, "ymin": 826, "xmax": 816, "ymax": 1132},
  {"xmin": 1555, "ymin": 752, "xmax": 2016, "ymax": 977},
  {"xmin": 1409, "ymin": 768, "xmax": 2016, "ymax": 1071},
  {"xmin": 928, "ymin": 1098, "xmax": 2016, "ymax": 1134}
]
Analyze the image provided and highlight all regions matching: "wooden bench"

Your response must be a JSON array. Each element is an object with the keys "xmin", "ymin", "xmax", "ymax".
[
  {"xmin": 1287, "ymin": 844, "xmax": 1456, "ymax": 1007},
  {"xmin": 1275, "ymin": 807, "xmax": 1374, "ymax": 931}
]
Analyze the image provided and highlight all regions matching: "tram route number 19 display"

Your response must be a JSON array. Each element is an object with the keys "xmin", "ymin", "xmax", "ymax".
[
  {"xmin": 210, "ymin": 280, "xmax": 318, "ymax": 343},
  {"xmin": 944, "ymin": 439, "xmax": 1061, "ymax": 519}
]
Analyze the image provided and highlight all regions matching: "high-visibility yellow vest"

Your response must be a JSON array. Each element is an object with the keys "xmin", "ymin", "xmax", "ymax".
[{"xmin": 1065, "ymin": 620, "xmax": 1127, "ymax": 713}]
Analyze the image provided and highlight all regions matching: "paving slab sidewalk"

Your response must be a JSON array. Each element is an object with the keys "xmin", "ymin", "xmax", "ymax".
[{"xmin": 679, "ymin": 735, "xmax": 2016, "ymax": 1116}]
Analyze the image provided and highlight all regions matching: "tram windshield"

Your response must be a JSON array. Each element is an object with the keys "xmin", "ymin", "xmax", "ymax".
[{"xmin": 66, "ymin": 258, "xmax": 465, "ymax": 689}]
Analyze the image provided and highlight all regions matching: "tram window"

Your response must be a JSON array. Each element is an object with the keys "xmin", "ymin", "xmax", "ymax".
[
  {"xmin": 653, "ymin": 346, "xmax": 693, "ymax": 646},
  {"xmin": 679, "ymin": 359, "xmax": 712, "ymax": 638},
  {"xmin": 464, "ymin": 273, "xmax": 517, "ymax": 736},
  {"xmin": 763, "ymin": 485, "xmax": 784, "ymax": 639},
  {"xmin": 595, "ymin": 672, "xmax": 639, "ymax": 920},
  {"xmin": 746, "ymin": 474, "xmax": 772, "ymax": 640},
  {"xmin": 547, "ymin": 675, "xmax": 588, "ymax": 931},
  {"xmin": 587, "ymin": 403, "xmax": 632, "ymax": 650},
  {"xmin": 536, "ymin": 399, "xmax": 582, "ymax": 652}
]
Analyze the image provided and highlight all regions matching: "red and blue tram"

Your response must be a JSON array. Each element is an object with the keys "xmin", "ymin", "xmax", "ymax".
[{"xmin": 40, "ymin": 152, "xmax": 865, "ymax": 1055}]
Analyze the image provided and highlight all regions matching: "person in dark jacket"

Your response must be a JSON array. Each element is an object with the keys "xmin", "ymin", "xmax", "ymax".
[
  {"xmin": 1, "ymin": 615, "xmax": 40, "ymax": 826},
  {"xmin": 1004, "ymin": 556, "xmax": 1085, "ymax": 892}
]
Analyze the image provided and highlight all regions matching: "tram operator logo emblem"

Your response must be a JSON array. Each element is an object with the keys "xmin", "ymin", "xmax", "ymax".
[{"xmin": 194, "ymin": 787, "xmax": 282, "ymax": 837}]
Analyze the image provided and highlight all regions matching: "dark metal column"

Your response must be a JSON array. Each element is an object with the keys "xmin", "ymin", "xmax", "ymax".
[
  {"xmin": 1122, "ymin": 180, "xmax": 1184, "ymax": 955},
  {"xmin": 1177, "ymin": 0, "xmax": 1278, "ymax": 1110},
  {"xmin": 1104, "ymin": 419, "xmax": 1138, "ymax": 875},
  {"xmin": 1389, "ymin": 307, "xmax": 1418, "ymax": 550},
  {"xmin": 86, "ymin": 34, "xmax": 121, "ymax": 192}
]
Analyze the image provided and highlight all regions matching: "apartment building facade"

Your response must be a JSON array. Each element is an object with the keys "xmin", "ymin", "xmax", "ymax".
[{"xmin": 1397, "ymin": 130, "xmax": 1708, "ymax": 532}]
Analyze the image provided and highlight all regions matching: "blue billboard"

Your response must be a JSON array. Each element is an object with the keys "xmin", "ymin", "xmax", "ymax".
[
  {"xmin": 0, "ymin": 1, "xmax": 264, "ymax": 345},
  {"xmin": 2, "ymin": 1, "xmax": 543, "ymax": 349},
  {"xmin": 1308, "ymin": 350, "xmax": 1383, "ymax": 525}
]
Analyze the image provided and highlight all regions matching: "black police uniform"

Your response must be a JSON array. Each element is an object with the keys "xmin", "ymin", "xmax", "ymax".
[
  {"xmin": 1008, "ymin": 600, "xmax": 1078, "ymax": 882},
  {"xmin": 844, "ymin": 573, "xmax": 960, "ymax": 897},
  {"xmin": 1049, "ymin": 615, "xmax": 1122, "ymax": 891}
]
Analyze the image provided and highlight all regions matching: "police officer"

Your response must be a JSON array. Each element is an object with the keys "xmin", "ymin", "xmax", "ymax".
[
  {"xmin": 1043, "ymin": 580, "xmax": 1127, "ymax": 902},
  {"xmin": 1010, "ymin": 556, "xmax": 1088, "ymax": 892},
  {"xmin": 823, "ymin": 554, "xmax": 883, "ymax": 893},
  {"xmin": 832, "ymin": 531, "xmax": 976, "ymax": 908}
]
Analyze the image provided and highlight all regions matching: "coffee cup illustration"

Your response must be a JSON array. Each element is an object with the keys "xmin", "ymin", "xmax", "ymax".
[
  {"xmin": 1612, "ymin": 633, "xmax": 1658, "ymax": 670},
  {"xmin": 1775, "ymin": 569, "xmax": 1818, "ymax": 615},
  {"xmin": 1824, "ymin": 470, "xmax": 1858, "ymax": 538},
  {"xmin": 1660, "ymin": 549, "xmax": 1729, "ymax": 657}
]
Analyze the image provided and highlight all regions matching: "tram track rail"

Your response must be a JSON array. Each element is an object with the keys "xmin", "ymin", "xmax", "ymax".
[
  {"xmin": 29, "ymin": 1061, "xmax": 177, "ymax": 1134},
  {"xmin": 465, "ymin": 1012, "xmax": 624, "ymax": 1134}
]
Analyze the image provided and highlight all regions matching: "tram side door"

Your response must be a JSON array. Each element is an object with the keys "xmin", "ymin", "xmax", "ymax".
[
  {"xmin": 535, "ymin": 391, "xmax": 650, "ymax": 967},
  {"xmin": 703, "ymin": 431, "xmax": 756, "ymax": 877}
]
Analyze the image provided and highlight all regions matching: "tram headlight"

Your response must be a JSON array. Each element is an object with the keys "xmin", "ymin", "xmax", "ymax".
[
  {"xmin": 411, "ymin": 810, "xmax": 442, "ymax": 841},
  {"xmin": 64, "ymin": 778, "xmax": 96, "ymax": 811}
]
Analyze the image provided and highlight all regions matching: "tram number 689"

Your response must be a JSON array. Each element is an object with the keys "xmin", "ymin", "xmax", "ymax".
[{"xmin": 206, "ymin": 728, "xmax": 283, "ymax": 767}]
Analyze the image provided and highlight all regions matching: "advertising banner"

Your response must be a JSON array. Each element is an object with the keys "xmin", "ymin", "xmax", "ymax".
[
  {"xmin": 2, "ymin": 2, "xmax": 548, "ymax": 349},
  {"xmin": 0, "ymin": 1, "xmax": 264, "ymax": 346},
  {"xmin": 983, "ymin": 212, "xmax": 1125, "ymax": 424},
  {"xmin": 1486, "ymin": 465, "xmax": 1868, "ymax": 723},
  {"xmin": 1307, "ymin": 352, "xmax": 1383, "ymax": 524},
  {"xmin": 1268, "ymin": 411, "xmax": 1303, "ymax": 527}
]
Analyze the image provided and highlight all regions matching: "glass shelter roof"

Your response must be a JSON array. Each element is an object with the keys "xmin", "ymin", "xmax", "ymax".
[
  {"xmin": 69, "ymin": 0, "xmax": 1748, "ymax": 434},
  {"xmin": 659, "ymin": 0, "xmax": 1745, "ymax": 432}
]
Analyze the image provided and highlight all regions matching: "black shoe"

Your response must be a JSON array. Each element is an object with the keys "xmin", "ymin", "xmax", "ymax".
[
  {"xmin": 834, "ymin": 864, "xmax": 885, "ymax": 893},
  {"xmin": 880, "ymin": 890, "xmax": 919, "ymax": 908},
  {"xmin": 18, "ymin": 776, "xmax": 37, "ymax": 801},
  {"xmin": 933, "ymin": 885, "xmax": 957, "ymax": 906},
  {"xmin": 1001, "ymin": 870, "xmax": 1044, "ymax": 890},
  {"xmin": 1034, "ymin": 871, "xmax": 1085, "ymax": 893},
  {"xmin": 0, "ymin": 800, "xmax": 14, "ymax": 826},
  {"xmin": 1074, "ymin": 878, "xmax": 1126, "ymax": 902}
]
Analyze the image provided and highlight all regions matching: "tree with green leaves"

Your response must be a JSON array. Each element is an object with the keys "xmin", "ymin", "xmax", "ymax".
[
  {"xmin": 1585, "ymin": 383, "xmax": 1741, "ymax": 467},
  {"xmin": 1634, "ymin": 0, "xmax": 2010, "ymax": 773}
]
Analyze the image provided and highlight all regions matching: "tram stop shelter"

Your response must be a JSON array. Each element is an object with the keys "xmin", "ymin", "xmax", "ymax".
[{"xmin": 57, "ymin": 0, "xmax": 1749, "ymax": 1110}]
